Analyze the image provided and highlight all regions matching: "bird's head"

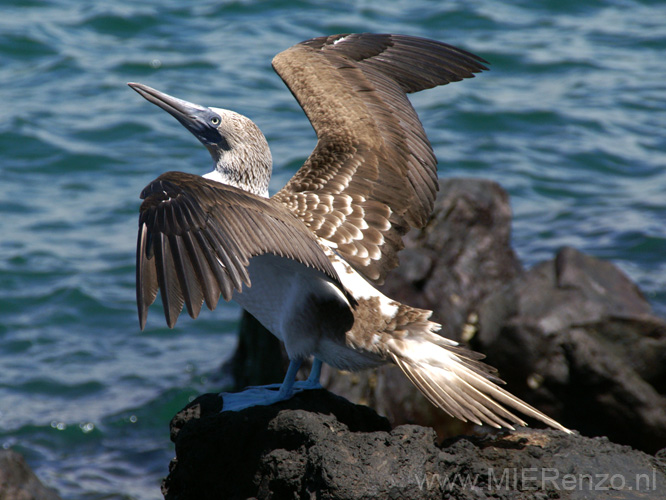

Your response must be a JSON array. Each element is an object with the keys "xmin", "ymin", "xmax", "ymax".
[{"xmin": 128, "ymin": 82, "xmax": 272, "ymax": 197}]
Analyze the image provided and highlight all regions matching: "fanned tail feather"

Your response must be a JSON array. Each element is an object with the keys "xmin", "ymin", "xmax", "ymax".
[{"xmin": 387, "ymin": 330, "xmax": 571, "ymax": 433}]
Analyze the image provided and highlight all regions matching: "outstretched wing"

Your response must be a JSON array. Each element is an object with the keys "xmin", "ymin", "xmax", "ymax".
[
  {"xmin": 272, "ymin": 33, "xmax": 487, "ymax": 284},
  {"xmin": 137, "ymin": 171, "xmax": 343, "ymax": 329}
]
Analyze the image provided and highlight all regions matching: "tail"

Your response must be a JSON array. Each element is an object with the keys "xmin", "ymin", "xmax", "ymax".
[{"xmin": 386, "ymin": 321, "xmax": 571, "ymax": 433}]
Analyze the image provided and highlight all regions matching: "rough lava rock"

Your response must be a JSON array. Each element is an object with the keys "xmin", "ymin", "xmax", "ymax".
[
  {"xmin": 475, "ymin": 246, "xmax": 666, "ymax": 453},
  {"xmin": 162, "ymin": 390, "xmax": 666, "ymax": 500},
  {"xmin": 378, "ymin": 178, "xmax": 522, "ymax": 335}
]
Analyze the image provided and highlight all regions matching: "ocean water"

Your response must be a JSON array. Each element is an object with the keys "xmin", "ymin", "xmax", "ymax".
[{"xmin": 1, "ymin": 0, "xmax": 665, "ymax": 498}]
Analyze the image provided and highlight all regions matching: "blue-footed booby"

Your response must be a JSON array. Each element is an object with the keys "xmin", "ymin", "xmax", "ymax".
[{"xmin": 129, "ymin": 33, "xmax": 569, "ymax": 431}]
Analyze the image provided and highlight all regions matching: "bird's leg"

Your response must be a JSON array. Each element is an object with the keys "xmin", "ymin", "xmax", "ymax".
[
  {"xmin": 236, "ymin": 358, "xmax": 323, "ymax": 392},
  {"xmin": 267, "ymin": 357, "xmax": 323, "ymax": 392},
  {"xmin": 292, "ymin": 357, "xmax": 323, "ymax": 390},
  {"xmin": 275, "ymin": 359, "xmax": 302, "ymax": 399}
]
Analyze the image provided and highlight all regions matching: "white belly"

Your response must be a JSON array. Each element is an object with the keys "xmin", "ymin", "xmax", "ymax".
[{"xmin": 231, "ymin": 254, "xmax": 352, "ymax": 360}]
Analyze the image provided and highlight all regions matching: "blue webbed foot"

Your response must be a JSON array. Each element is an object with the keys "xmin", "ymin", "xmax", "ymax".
[{"xmin": 219, "ymin": 358, "xmax": 323, "ymax": 412}]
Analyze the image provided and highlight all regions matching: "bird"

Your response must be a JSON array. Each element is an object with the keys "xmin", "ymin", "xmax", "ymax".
[{"xmin": 129, "ymin": 33, "xmax": 569, "ymax": 432}]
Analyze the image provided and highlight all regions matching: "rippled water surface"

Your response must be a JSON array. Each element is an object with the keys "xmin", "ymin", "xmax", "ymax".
[{"xmin": 1, "ymin": 1, "xmax": 665, "ymax": 498}]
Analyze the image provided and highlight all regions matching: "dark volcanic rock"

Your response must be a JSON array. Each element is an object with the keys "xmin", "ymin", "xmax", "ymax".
[
  {"xmin": 475, "ymin": 246, "xmax": 666, "ymax": 453},
  {"xmin": 163, "ymin": 390, "xmax": 391, "ymax": 499},
  {"xmin": 163, "ymin": 390, "xmax": 666, "ymax": 500},
  {"xmin": 379, "ymin": 178, "xmax": 522, "ymax": 335},
  {"xmin": 224, "ymin": 178, "xmax": 666, "ymax": 452},
  {"xmin": 0, "ymin": 450, "xmax": 61, "ymax": 500}
]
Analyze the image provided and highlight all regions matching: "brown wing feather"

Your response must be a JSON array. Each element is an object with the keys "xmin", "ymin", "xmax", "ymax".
[
  {"xmin": 137, "ymin": 171, "xmax": 348, "ymax": 329},
  {"xmin": 272, "ymin": 33, "xmax": 488, "ymax": 284}
]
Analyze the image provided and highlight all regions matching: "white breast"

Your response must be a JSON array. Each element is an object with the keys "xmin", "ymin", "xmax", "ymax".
[{"xmin": 231, "ymin": 253, "xmax": 350, "ymax": 360}]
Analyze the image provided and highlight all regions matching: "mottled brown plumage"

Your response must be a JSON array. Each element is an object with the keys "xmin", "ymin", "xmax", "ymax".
[{"xmin": 272, "ymin": 34, "xmax": 488, "ymax": 284}]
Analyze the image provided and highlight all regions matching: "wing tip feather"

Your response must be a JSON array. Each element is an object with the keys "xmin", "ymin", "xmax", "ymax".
[{"xmin": 389, "ymin": 338, "xmax": 571, "ymax": 433}]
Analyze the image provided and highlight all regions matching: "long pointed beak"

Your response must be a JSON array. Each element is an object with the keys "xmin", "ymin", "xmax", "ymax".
[
  {"xmin": 128, "ymin": 82, "xmax": 207, "ymax": 121},
  {"xmin": 128, "ymin": 82, "xmax": 224, "ymax": 147}
]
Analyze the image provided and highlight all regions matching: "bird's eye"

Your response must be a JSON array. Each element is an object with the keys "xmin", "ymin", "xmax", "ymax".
[{"xmin": 211, "ymin": 116, "xmax": 220, "ymax": 125}]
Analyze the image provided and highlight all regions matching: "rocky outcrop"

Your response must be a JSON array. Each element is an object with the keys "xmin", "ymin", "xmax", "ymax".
[
  {"xmin": 163, "ymin": 390, "xmax": 666, "ymax": 500},
  {"xmin": 0, "ymin": 450, "xmax": 61, "ymax": 500},
  {"xmin": 225, "ymin": 178, "xmax": 666, "ymax": 452},
  {"xmin": 474, "ymin": 245, "xmax": 666, "ymax": 453},
  {"xmin": 168, "ymin": 176, "xmax": 666, "ymax": 498},
  {"xmin": 378, "ymin": 178, "xmax": 522, "ymax": 335}
]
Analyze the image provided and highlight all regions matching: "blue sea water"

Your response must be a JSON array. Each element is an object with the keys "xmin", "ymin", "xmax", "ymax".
[{"xmin": 1, "ymin": 0, "xmax": 665, "ymax": 497}]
